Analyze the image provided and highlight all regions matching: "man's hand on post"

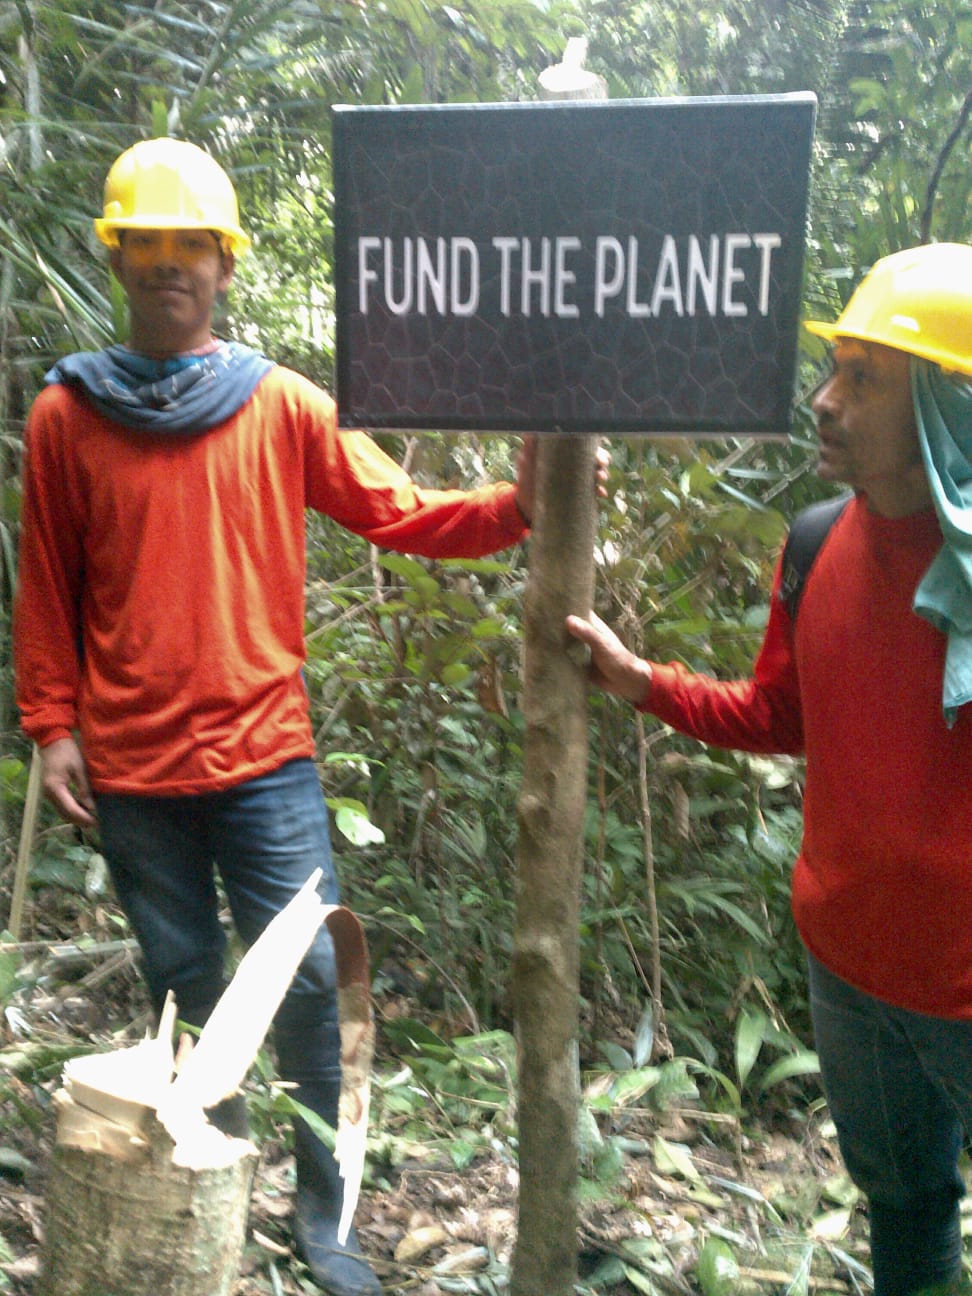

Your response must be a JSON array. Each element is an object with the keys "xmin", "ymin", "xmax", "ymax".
[{"xmin": 565, "ymin": 611, "xmax": 654, "ymax": 706}]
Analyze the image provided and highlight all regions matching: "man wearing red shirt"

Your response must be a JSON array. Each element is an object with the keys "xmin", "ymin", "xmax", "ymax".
[
  {"xmin": 14, "ymin": 138, "xmax": 545, "ymax": 1296},
  {"xmin": 568, "ymin": 243, "xmax": 972, "ymax": 1296}
]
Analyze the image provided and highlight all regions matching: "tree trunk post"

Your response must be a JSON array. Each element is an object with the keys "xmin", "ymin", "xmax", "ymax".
[
  {"xmin": 511, "ymin": 434, "xmax": 597, "ymax": 1296},
  {"xmin": 510, "ymin": 44, "xmax": 606, "ymax": 1296}
]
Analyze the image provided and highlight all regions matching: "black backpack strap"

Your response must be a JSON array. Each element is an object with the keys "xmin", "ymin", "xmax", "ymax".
[{"xmin": 778, "ymin": 493, "xmax": 852, "ymax": 622}]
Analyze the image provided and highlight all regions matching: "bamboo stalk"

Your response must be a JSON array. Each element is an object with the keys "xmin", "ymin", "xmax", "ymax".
[{"xmin": 9, "ymin": 745, "xmax": 43, "ymax": 940}]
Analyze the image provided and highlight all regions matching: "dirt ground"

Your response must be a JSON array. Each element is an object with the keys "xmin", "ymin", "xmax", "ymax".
[{"xmin": 0, "ymin": 1077, "xmax": 866, "ymax": 1296}]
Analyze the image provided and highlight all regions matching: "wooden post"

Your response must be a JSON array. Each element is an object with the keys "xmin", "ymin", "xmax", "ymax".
[
  {"xmin": 510, "ymin": 43, "xmax": 607, "ymax": 1296},
  {"xmin": 511, "ymin": 436, "xmax": 597, "ymax": 1296}
]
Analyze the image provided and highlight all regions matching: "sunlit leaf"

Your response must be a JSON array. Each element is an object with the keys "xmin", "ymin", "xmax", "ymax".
[
  {"xmin": 735, "ymin": 1007, "xmax": 767, "ymax": 1088},
  {"xmin": 757, "ymin": 1050, "xmax": 820, "ymax": 1093},
  {"xmin": 332, "ymin": 802, "xmax": 385, "ymax": 846},
  {"xmin": 633, "ymin": 1002, "xmax": 654, "ymax": 1067},
  {"xmin": 650, "ymin": 1058, "xmax": 700, "ymax": 1110},
  {"xmin": 822, "ymin": 1171, "xmax": 860, "ymax": 1208},
  {"xmin": 810, "ymin": 1208, "xmax": 851, "ymax": 1241},
  {"xmin": 652, "ymin": 1134, "xmax": 701, "ymax": 1181},
  {"xmin": 609, "ymin": 1066, "xmax": 662, "ymax": 1107},
  {"xmin": 696, "ymin": 1237, "xmax": 740, "ymax": 1296}
]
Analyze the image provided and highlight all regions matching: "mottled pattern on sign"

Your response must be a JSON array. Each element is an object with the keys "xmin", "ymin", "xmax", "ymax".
[{"xmin": 333, "ymin": 97, "xmax": 815, "ymax": 436}]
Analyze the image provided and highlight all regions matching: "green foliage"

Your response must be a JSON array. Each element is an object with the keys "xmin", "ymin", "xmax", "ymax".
[
  {"xmin": 822, "ymin": 0, "xmax": 972, "ymax": 250},
  {"xmin": 373, "ymin": 1020, "xmax": 517, "ymax": 1169}
]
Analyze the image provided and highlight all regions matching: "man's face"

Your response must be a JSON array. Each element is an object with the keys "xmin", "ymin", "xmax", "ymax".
[
  {"xmin": 811, "ymin": 339, "xmax": 922, "ymax": 500},
  {"xmin": 110, "ymin": 229, "xmax": 235, "ymax": 356}
]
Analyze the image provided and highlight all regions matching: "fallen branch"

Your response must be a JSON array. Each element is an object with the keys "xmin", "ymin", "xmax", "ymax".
[
  {"xmin": 739, "ymin": 1265, "xmax": 852, "ymax": 1292},
  {"xmin": 0, "ymin": 937, "xmax": 137, "ymax": 960}
]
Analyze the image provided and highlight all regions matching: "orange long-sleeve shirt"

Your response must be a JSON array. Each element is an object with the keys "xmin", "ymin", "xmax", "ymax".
[
  {"xmin": 644, "ymin": 497, "xmax": 972, "ymax": 1018},
  {"xmin": 14, "ymin": 367, "xmax": 526, "ymax": 795}
]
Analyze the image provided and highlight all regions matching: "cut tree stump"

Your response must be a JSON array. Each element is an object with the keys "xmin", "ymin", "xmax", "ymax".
[
  {"xmin": 37, "ymin": 872, "xmax": 375, "ymax": 1296},
  {"xmin": 39, "ymin": 1111, "xmax": 257, "ymax": 1296}
]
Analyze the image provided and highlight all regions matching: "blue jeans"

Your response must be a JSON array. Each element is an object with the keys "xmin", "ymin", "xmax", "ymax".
[
  {"xmin": 96, "ymin": 757, "xmax": 340, "ymax": 1083},
  {"xmin": 808, "ymin": 954, "xmax": 972, "ymax": 1295}
]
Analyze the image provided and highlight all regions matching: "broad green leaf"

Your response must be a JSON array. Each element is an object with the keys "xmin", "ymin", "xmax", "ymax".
[
  {"xmin": 441, "ymin": 592, "xmax": 480, "ymax": 618},
  {"xmin": 685, "ymin": 1183, "xmax": 727, "ymax": 1209},
  {"xmin": 651, "ymin": 1058, "xmax": 700, "ymax": 1110},
  {"xmin": 652, "ymin": 1135, "xmax": 700, "ymax": 1181},
  {"xmin": 696, "ymin": 1237, "xmax": 740, "ymax": 1296},
  {"xmin": 378, "ymin": 553, "xmax": 425, "ymax": 579},
  {"xmin": 623, "ymin": 1263, "xmax": 661, "ymax": 1294},
  {"xmin": 735, "ymin": 1007, "xmax": 767, "ymax": 1088},
  {"xmin": 684, "ymin": 1058, "xmax": 742, "ymax": 1115},
  {"xmin": 374, "ymin": 905, "xmax": 426, "ymax": 933},
  {"xmin": 440, "ymin": 558, "xmax": 510, "ymax": 574},
  {"xmin": 610, "ymin": 1066, "xmax": 662, "ymax": 1107},
  {"xmin": 577, "ymin": 1105, "xmax": 604, "ymax": 1159},
  {"xmin": 272, "ymin": 1092, "xmax": 335, "ymax": 1149},
  {"xmin": 757, "ymin": 1050, "xmax": 820, "ymax": 1093},
  {"xmin": 331, "ymin": 802, "xmax": 385, "ymax": 846},
  {"xmin": 592, "ymin": 1136, "xmax": 625, "ymax": 1183},
  {"xmin": 323, "ymin": 752, "xmax": 377, "ymax": 775},
  {"xmin": 0, "ymin": 947, "xmax": 21, "ymax": 1007},
  {"xmin": 449, "ymin": 1138, "xmax": 478, "ymax": 1170},
  {"xmin": 618, "ymin": 1235, "xmax": 667, "ymax": 1265},
  {"xmin": 440, "ymin": 662, "xmax": 472, "ymax": 686},
  {"xmin": 822, "ymin": 1171, "xmax": 860, "ymax": 1208},
  {"xmin": 585, "ymin": 1256, "xmax": 627, "ymax": 1287},
  {"xmin": 599, "ymin": 1040, "xmax": 633, "ymax": 1072},
  {"xmin": 401, "ymin": 576, "xmax": 441, "ymax": 604},
  {"xmin": 471, "ymin": 616, "xmax": 506, "ymax": 638}
]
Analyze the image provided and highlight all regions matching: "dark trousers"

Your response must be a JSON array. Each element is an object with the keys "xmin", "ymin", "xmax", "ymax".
[
  {"xmin": 96, "ymin": 756, "xmax": 340, "ymax": 1082},
  {"xmin": 808, "ymin": 953, "xmax": 972, "ymax": 1295}
]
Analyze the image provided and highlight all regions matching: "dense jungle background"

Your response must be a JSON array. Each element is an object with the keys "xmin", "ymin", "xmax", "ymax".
[{"xmin": 1, "ymin": 2, "xmax": 971, "ymax": 1293}]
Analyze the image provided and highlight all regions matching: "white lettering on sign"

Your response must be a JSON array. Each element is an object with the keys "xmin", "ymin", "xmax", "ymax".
[
  {"xmin": 491, "ymin": 237, "xmax": 582, "ymax": 317},
  {"xmin": 356, "ymin": 232, "xmax": 782, "ymax": 319},
  {"xmin": 358, "ymin": 236, "xmax": 481, "ymax": 316},
  {"xmin": 593, "ymin": 232, "xmax": 781, "ymax": 319}
]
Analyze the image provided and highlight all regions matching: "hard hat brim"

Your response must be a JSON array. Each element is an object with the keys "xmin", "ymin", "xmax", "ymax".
[
  {"xmin": 94, "ymin": 215, "xmax": 250, "ymax": 255},
  {"xmin": 803, "ymin": 318, "xmax": 972, "ymax": 378}
]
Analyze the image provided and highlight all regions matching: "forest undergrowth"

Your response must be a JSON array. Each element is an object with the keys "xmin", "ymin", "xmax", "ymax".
[{"xmin": 1, "ymin": 859, "xmax": 960, "ymax": 1296}]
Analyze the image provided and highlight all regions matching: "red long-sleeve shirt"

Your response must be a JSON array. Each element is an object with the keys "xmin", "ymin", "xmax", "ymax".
[
  {"xmin": 14, "ymin": 368, "xmax": 526, "ymax": 795},
  {"xmin": 644, "ymin": 496, "xmax": 972, "ymax": 1018}
]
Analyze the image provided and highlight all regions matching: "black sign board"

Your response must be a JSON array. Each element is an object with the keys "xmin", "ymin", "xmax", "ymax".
[{"xmin": 333, "ymin": 94, "xmax": 816, "ymax": 437}]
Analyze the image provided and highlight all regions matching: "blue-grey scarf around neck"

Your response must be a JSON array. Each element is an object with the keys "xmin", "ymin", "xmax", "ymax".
[{"xmin": 46, "ymin": 341, "xmax": 274, "ymax": 435}]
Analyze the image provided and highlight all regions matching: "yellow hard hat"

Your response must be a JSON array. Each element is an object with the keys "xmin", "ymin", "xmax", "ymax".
[
  {"xmin": 804, "ymin": 242, "xmax": 972, "ymax": 378},
  {"xmin": 94, "ymin": 138, "xmax": 250, "ymax": 255}
]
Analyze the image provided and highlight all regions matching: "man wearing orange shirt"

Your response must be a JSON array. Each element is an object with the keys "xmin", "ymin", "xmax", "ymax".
[
  {"xmin": 13, "ymin": 138, "xmax": 546, "ymax": 1296},
  {"xmin": 567, "ymin": 242, "xmax": 972, "ymax": 1296}
]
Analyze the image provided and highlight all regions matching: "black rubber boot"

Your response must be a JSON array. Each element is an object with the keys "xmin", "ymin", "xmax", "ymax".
[{"xmin": 290, "ymin": 1078, "xmax": 381, "ymax": 1296}]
